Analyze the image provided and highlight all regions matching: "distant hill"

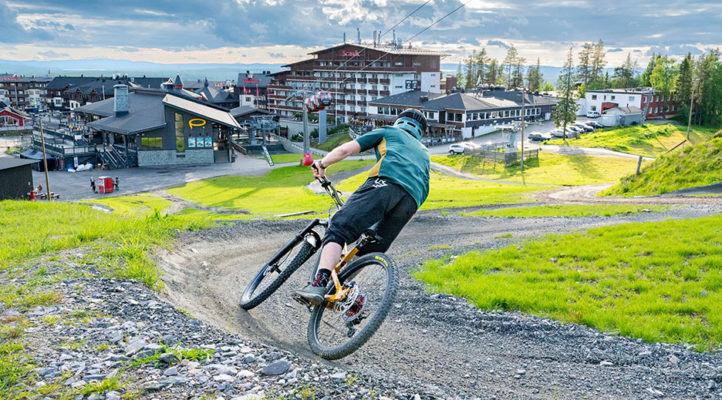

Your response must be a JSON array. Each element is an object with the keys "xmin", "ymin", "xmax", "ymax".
[
  {"xmin": 602, "ymin": 131, "xmax": 722, "ymax": 196},
  {"xmin": 0, "ymin": 59, "xmax": 285, "ymax": 81}
]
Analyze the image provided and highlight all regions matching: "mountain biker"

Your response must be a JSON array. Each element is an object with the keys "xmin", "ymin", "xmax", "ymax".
[{"xmin": 295, "ymin": 109, "xmax": 431, "ymax": 306}]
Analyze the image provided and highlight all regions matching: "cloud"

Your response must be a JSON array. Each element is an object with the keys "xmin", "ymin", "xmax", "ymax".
[
  {"xmin": 38, "ymin": 50, "xmax": 68, "ymax": 58},
  {"xmin": 646, "ymin": 45, "xmax": 703, "ymax": 56},
  {"xmin": 268, "ymin": 52, "xmax": 285, "ymax": 58},
  {"xmin": 487, "ymin": 40, "xmax": 511, "ymax": 49},
  {"xmin": 608, "ymin": 48, "xmax": 623, "ymax": 52},
  {"xmin": 0, "ymin": 2, "xmax": 53, "ymax": 42}
]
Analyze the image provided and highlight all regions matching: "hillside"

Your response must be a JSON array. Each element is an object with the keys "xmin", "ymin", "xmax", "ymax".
[
  {"xmin": 546, "ymin": 124, "xmax": 717, "ymax": 157},
  {"xmin": 602, "ymin": 133, "xmax": 722, "ymax": 196}
]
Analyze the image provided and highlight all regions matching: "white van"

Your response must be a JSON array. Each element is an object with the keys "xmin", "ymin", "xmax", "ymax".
[{"xmin": 586, "ymin": 111, "xmax": 601, "ymax": 118}]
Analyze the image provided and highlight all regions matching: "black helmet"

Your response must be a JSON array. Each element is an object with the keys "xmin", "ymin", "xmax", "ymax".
[{"xmin": 396, "ymin": 108, "xmax": 427, "ymax": 135}]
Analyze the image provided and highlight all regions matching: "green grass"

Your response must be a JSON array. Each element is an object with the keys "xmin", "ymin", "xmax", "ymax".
[
  {"xmin": 462, "ymin": 204, "xmax": 669, "ymax": 218},
  {"xmin": 130, "ymin": 345, "xmax": 214, "ymax": 368},
  {"xmin": 0, "ymin": 201, "xmax": 211, "ymax": 289},
  {"xmin": 315, "ymin": 133, "xmax": 351, "ymax": 152},
  {"xmin": 546, "ymin": 124, "xmax": 719, "ymax": 157},
  {"xmin": 0, "ymin": 342, "xmax": 34, "ymax": 399},
  {"xmin": 415, "ymin": 215, "xmax": 722, "ymax": 350},
  {"xmin": 432, "ymin": 152, "xmax": 649, "ymax": 186},
  {"xmin": 602, "ymin": 136, "xmax": 722, "ymax": 196},
  {"xmin": 81, "ymin": 193, "xmax": 171, "ymax": 215},
  {"xmin": 428, "ymin": 244, "xmax": 451, "ymax": 251},
  {"xmin": 270, "ymin": 153, "xmax": 304, "ymax": 164},
  {"xmin": 338, "ymin": 171, "xmax": 550, "ymax": 210},
  {"xmin": 168, "ymin": 160, "xmax": 373, "ymax": 215}
]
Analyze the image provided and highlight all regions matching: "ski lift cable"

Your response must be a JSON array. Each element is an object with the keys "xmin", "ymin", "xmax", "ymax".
[
  {"xmin": 333, "ymin": 1, "xmax": 468, "ymax": 89},
  {"xmin": 304, "ymin": 0, "xmax": 432, "ymax": 93}
]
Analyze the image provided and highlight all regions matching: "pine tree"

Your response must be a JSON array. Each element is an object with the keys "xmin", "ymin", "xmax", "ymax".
[
  {"xmin": 541, "ymin": 81, "xmax": 555, "ymax": 92},
  {"xmin": 503, "ymin": 45, "xmax": 520, "ymax": 87},
  {"xmin": 554, "ymin": 47, "xmax": 580, "ymax": 138},
  {"xmin": 464, "ymin": 51, "xmax": 476, "ymax": 89},
  {"xmin": 576, "ymin": 42, "xmax": 593, "ymax": 86},
  {"xmin": 695, "ymin": 50, "xmax": 722, "ymax": 125},
  {"xmin": 455, "ymin": 61, "xmax": 464, "ymax": 90},
  {"xmin": 486, "ymin": 59, "xmax": 498, "ymax": 85},
  {"xmin": 613, "ymin": 53, "xmax": 637, "ymax": 89},
  {"xmin": 475, "ymin": 48, "xmax": 488, "ymax": 86},
  {"xmin": 526, "ymin": 57, "xmax": 542, "ymax": 91},
  {"xmin": 590, "ymin": 39, "xmax": 607, "ymax": 87},
  {"xmin": 674, "ymin": 53, "xmax": 693, "ymax": 119},
  {"xmin": 640, "ymin": 54, "xmax": 657, "ymax": 86}
]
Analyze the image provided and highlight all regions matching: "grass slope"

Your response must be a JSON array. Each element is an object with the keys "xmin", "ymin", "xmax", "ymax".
[
  {"xmin": 315, "ymin": 133, "xmax": 352, "ymax": 152},
  {"xmin": 338, "ymin": 171, "xmax": 550, "ymax": 209},
  {"xmin": 546, "ymin": 124, "xmax": 718, "ymax": 157},
  {"xmin": 461, "ymin": 204, "xmax": 669, "ymax": 218},
  {"xmin": 167, "ymin": 160, "xmax": 373, "ymax": 215},
  {"xmin": 415, "ymin": 215, "xmax": 722, "ymax": 350},
  {"xmin": 432, "ymin": 152, "xmax": 645, "ymax": 186},
  {"xmin": 602, "ymin": 135, "xmax": 722, "ymax": 196},
  {"xmin": 0, "ymin": 201, "xmax": 211, "ymax": 289}
]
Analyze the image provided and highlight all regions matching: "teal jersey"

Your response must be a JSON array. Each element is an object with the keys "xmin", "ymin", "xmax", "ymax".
[{"xmin": 355, "ymin": 126, "xmax": 430, "ymax": 208}]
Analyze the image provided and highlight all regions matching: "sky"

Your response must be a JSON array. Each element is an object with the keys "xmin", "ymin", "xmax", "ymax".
[{"xmin": 1, "ymin": 0, "xmax": 721, "ymax": 68}]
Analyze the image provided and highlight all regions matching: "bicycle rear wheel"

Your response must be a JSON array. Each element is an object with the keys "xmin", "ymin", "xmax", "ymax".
[
  {"xmin": 307, "ymin": 252, "xmax": 398, "ymax": 360},
  {"xmin": 239, "ymin": 235, "xmax": 317, "ymax": 310}
]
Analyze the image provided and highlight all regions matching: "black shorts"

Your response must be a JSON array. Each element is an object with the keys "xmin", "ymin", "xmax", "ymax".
[{"xmin": 323, "ymin": 177, "xmax": 418, "ymax": 255}]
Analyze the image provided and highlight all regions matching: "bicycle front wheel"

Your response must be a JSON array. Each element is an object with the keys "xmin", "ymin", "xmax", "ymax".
[
  {"xmin": 239, "ymin": 237, "xmax": 317, "ymax": 310},
  {"xmin": 307, "ymin": 252, "xmax": 398, "ymax": 360}
]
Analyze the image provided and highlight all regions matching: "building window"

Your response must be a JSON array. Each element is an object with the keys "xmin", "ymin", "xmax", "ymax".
[
  {"xmin": 611, "ymin": 95, "xmax": 615, "ymax": 100},
  {"xmin": 175, "ymin": 113, "xmax": 185, "ymax": 152},
  {"xmin": 591, "ymin": 105, "xmax": 597, "ymax": 111},
  {"xmin": 141, "ymin": 135, "xmax": 163, "ymax": 149},
  {"xmin": 629, "ymin": 96, "xmax": 635, "ymax": 101},
  {"xmin": 591, "ymin": 94, "xmax": 597, "ymax": 100}
]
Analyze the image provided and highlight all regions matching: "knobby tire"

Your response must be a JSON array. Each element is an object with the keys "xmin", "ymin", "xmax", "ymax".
[
  {"xmin": 239, "ymin": 241, "xmax": 315, "ymax": 310},
  {"xmin": 307, "ymin": 252, "xmax": 398, "ymax": 360}
]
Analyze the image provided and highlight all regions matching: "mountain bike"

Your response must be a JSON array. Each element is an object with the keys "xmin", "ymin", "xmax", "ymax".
[{"xmin": 239, "ymin": 177, "xmax": 398, "ymax": 360}]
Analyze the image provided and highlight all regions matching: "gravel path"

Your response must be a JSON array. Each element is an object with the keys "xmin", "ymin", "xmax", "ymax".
[{"xmin": 157, "ymin": 205, "xmax": 722, "ymax": 399}]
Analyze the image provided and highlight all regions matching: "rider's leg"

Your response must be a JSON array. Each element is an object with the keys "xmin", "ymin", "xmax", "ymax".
[{"xmin": 357, "ymin": 190, "xmax": 417, "ymax": 256}]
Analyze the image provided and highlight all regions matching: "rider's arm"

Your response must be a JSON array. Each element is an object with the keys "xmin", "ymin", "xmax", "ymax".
[{"xmin": 315, "ymin": 140, "xmax": 361, "ymax": 173}]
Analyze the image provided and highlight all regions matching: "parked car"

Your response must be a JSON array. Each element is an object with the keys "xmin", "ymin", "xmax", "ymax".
[
  {"xmin": 586, "ymin": 111, "xmax": 601, "ymax": 118},
  {"xmin": 587, "ymin": 121, "xmax": 604, "ymax": 129},
  {"xmin": 449, "ymin": 143, "xmax": 477, "ymax": 154},
  {"xmin": 549, "ymin": 129, "xmax": 566, "ymax": 138},
  {"xmin": 566, "ymin": 126, "xmax": 582, "ymax": 135},
  {"xmin": 528, "ymin": 131, "xmax": 551, "ymax": 141},
  {"xmin": 574, "ymin": 123, "xmax": 594, "ymax": 132}
]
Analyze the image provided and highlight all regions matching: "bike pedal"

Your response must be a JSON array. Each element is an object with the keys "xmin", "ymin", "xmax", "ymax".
[{"xmin": 291, "ymin": 293, "xmax": 312, "ymax": 307}]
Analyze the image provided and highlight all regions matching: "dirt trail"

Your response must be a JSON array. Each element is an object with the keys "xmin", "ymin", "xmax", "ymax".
[{"xmin": 157, "ymin": 206, "xmax": 722, "ymax": 399}]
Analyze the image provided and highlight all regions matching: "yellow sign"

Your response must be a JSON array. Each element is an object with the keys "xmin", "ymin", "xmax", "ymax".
[{"xmin": 189, "ymin": 118, "xmax": 206, "ymax": 129}]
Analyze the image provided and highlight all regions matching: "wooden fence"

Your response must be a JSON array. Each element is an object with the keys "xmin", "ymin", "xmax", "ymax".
[{"xmin": 467, "ymin": 148, "xmax": 539, "ymax": 167}]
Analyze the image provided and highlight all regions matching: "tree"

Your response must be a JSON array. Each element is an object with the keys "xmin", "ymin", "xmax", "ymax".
[
  {"xmin": 554, "ymin": 47, "xmax": 580, "ymax": 138},
  {"xmin": 464, "ymin": 50, "xmax": 476, "ymax": 89},
  {"xmin": 590, "ymin": 39, "xmax": 607, "ymax": 86},
  {"xmin": 503, "ymin": 45, "xmax": 520, "ymax": 87},
  {"xmin": 674, "ymin": 53, "xmax": 694, "ymax": 120},
  {"xmin": 474, "ymin": 48, "xmax": 488, "ymax": 86},
  {"xmin": 526, "ymin": 57, "xmax": 542, "ymax": 91},
  {"xmin": 576, "ymin": 42, "xmax": 593, "ymax": 86},
  {"xmin": 613, "ymin": 53, "xmax": 638, "ymax": 89},
  {"xmin": 541, "ymin": 81, "xmax": 555, "ymax": 92},
  {"xmin": 650, "ymin": 55, "xmax": 679, "ymax": 117},
  {"xmin": 577, "ymin": 83, "xmax": 586, "ymax": 99},
  {"xmin": 694, "ymin": 50, "xmax": 722, "ymax": 126},
  {"xmin": 455, "ymin": 61, "xmax": 464, "ymax": 90},
  {"xmin": 640, "ymin": 54, "xmax": 657, "ymax": 86},
  {"xmin": 486, "ymin": 58, "xmax": 499, "ymax": 85},
  {"xmin": 510, "ymin": 60, "xmax": 526, "ymax": 88}
]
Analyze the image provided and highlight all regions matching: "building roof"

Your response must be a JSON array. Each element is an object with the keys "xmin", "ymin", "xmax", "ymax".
[
  {"xmin": 46, "ymin": 76, "xmax": 168, "ymax": 93},
  {"xmin": 83, "ymin": 91, "xmax": 167, "ymax": 135},
  {"xmin": 587, "ymin": 87, "xmax": 655, "ymax": 95},
  {"xmin": 1, "ymin": 105, "xmax": 30, "ymax": 118},
  {"xmin": 0, "ymin": 157, "xmax": 39, "ymax": 170},
  {"xmin": 196, "ymin": 83, "xmax": 237, "ymax": 104},
  {"xmin": 309, "ymin": 43, "xmax": 447, "ymax": 57},
  {"xmin": 162, "ymin": 95, "xmax": 241, "ymax": 129},
  {"xmin": 0, "ymin": 75, "xmax": 52, "ymax": 84},
  {"xmin": 606, "ymin": 106, "xmax": 642, "ymax": 114},
  {"xmin": 229, "ymin": 105, "xmax": 273, "ymax": 118},
  {"xmin": 236, "ymin": 72, "xmax": 273, "ymax": 89},
  {"xmin": 371, "ymin": 90, "xmax": 557, "ymax": 112}
]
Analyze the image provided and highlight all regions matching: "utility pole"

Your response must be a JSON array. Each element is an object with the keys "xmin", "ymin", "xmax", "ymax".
[
  {"xmin": 38, "ymin": 119, "xmax": 52, "ymax": 201},
  {"xmin": 685, "ymin": 80, "xmax": 697, "ymax": 141},
  {"xmin": 520, "ymin": 88, "xmax": 525, "ymax": 172}
]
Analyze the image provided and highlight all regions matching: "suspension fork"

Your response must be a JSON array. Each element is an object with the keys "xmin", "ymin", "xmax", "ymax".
[{"xmin": 266, "ymin": 218, "xmax": 322, "ymax": 272}]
